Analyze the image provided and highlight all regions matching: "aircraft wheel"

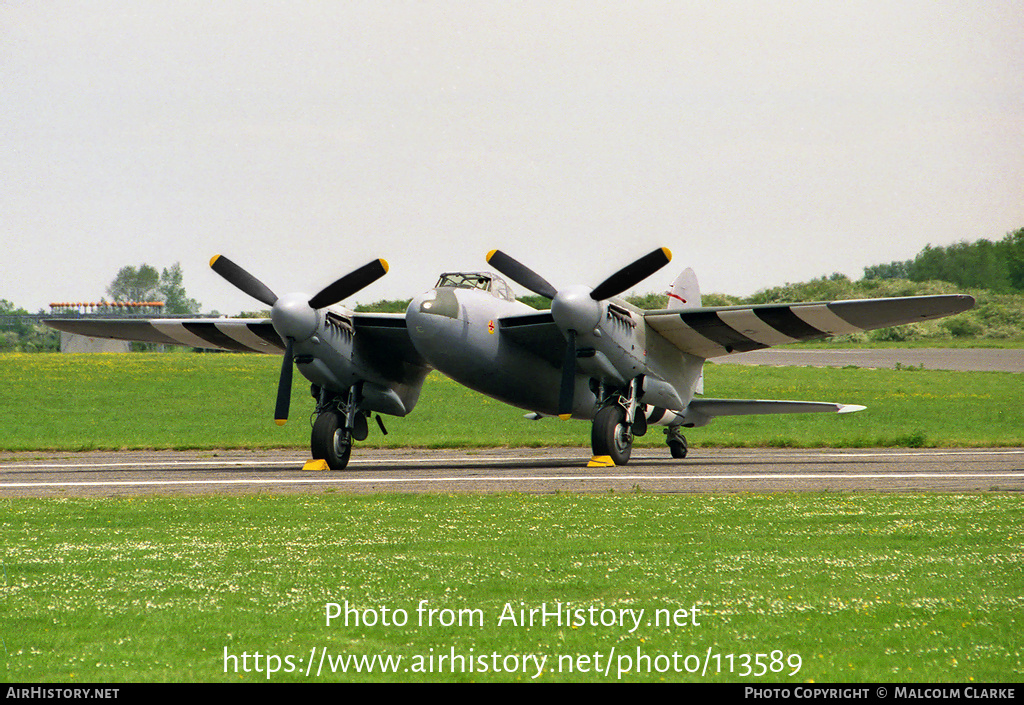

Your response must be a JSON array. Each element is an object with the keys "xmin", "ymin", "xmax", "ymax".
[
  {"xmin": 592, "ymin": 405, "xmax": 632, "ymax": 466},
  {"xmin": 311, "ymin": 411, "xmax": 352, "ymax": 470},
  {"xmin": 669, "ymin": 437, "xmax": 688, "ymax": 459},
  {"xmin": 666, "ymin": 427, "xmax": 688, "ymax": 459}
]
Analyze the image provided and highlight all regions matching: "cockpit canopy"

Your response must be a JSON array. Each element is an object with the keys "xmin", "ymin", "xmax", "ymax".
[{"xmin": 434, "ymin": 272, "xmax": 516, "ymax": 302}]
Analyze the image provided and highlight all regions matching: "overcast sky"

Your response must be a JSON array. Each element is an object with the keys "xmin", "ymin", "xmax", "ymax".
[{"xmin": 4, "ymin": 2, "xmax": 1022, "ymax": 314}]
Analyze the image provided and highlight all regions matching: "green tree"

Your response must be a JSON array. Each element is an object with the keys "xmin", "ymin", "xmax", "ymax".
[
  {"xmin": 1, "ymin": 300, "xmax": 60, "ymax": 351},
  {"xmin": 159, "ymin": 262, "xmax": 201, "ymax": 314},
  {"xmin": 864, "ymin": 260, "xmax": 913, "ymax": 280},
  {"xmin": 107, "ymin": 264, "xmax": 160, "ymax": 302},
  {"xmin": 1005, "ymin": 228, "xmax": 1024, "ymax": 291},
  {"xmin": 106, "ymin": 262, "xmax": 201, "ymax": 313}
]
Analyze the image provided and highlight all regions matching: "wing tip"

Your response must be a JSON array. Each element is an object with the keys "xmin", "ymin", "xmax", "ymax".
[{"xmin": 838, "ymin": 404, "xmax": 867, "ymax": 414}]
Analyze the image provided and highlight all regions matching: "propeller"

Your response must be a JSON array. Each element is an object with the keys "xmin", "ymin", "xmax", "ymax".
[
  {"xmin": 485, "ymin": 247, "xmax": 672, "ymax": 417},
  {"xmin": 483, "ymin": 250, "xmax": 558, "ymax": 300},
  {"xmin": 308, "ymin": 259, "xmax": 390, "ymax": 309},
  {"xmin": 275, "ymin": 338, "xmax": 294, "ymax": 426},
  {"xmin": 209, "ymin": 254, "xmax": 389, "ymax": 424},
  {"xmin": 559, "ymin": 330, "xmax": 577, "ymax": 418},
  {"xmin": 210, "ymin": 255, "xmax": 389, "ymax": 310},
  {"xmin": 210, "ymin": 254, "xmax": 279, "ymax": 307},
  {"xmin": 486, "ymin": 247, "xmax": 670, "ymax": 302}
]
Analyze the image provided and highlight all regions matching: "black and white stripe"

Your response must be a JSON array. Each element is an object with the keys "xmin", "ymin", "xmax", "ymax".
[
  {"xmin": 45, "ymin": 313, "xmax": 417, "ymax": 356},
  {"xmin": 45, "ymin": 318, "xmax": 286, "ymax": 353},
  {"xmin": 645, "ymin": 295, "xmax": 974, "ymax": 359}
]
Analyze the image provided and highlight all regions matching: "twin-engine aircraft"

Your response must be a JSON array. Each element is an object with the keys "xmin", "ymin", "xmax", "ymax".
[{"xmin": 46, "ymin": 249, "xmax": 975, "ymax": 469}]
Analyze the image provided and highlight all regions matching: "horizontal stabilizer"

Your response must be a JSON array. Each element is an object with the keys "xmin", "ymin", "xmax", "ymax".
[
  {"xmin": 687, "ymin": 399, "xmax": 866, "ymax": 417},
  {"xmin": 663, "ymin": 398, "xmax": 865, "ymax": 429}
]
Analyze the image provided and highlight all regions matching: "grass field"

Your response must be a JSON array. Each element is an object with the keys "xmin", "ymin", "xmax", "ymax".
[
  {"xmin": 3, "ymin": 493, "xmax": 1022, "ymax": 682},
  {"xmin": 1, "ymin": 352, "xmax": 1023, "ymax": 451}
]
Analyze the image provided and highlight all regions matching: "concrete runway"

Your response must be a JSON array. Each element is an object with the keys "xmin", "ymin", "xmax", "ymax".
[{"xmin": 3, "ymin": 447, "xmax": 1023, "ymax": 497}]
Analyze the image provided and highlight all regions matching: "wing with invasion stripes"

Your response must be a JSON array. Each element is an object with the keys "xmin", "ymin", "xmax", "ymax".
[
  {"xmin": 43, "ymin": 313, "xmax": 424, "ymax": 364},
  {"xmin": 644, "ymin": 295, "xmax": 975, "ymax": 359},
  {"xmin": 44, "ymin": 317, "xmax": 286, "ymax": 353}
]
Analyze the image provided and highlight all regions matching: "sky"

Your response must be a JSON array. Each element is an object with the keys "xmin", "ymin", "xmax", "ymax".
[{"xmin": 3, "ymin": 1, "xmax": 1023, "ymax": 314}]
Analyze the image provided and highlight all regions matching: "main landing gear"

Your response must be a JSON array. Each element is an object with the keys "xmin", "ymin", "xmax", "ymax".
[
  {"xmin": 591, "ymin": 404, "xmax": 633, "ymax": 466},
  {"xmin": 589, "ymin": 378, "xmax": 689, "ymax": 465},
  {"xmin": 589, "ymin": 377, "xmax": 640, "ymax": 466},
  {"xmin": 310, "ymin": 384, "xmax": 386, "ymax": 470},
  {"xmin": 311, "ymin": 410, "xmax": 352, "ymax": 470}
]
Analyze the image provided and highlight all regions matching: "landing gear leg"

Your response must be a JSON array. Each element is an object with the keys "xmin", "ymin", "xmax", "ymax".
[
  {"xmin": 666, "ymin": 426, "xmax": 688, "ymax": 459},
  {"xmin": 591, "ymin": 404, "xmax": 633, "ymax": 466}
]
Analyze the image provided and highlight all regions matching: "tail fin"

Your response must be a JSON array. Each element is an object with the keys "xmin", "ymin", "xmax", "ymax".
[
  {"xmin": 667, "ymin": 267, "xmax": 700, "ymax": 310},
  {"xmin": 666, "ymin": 267, "xmax": 703, "ymax": 394}
]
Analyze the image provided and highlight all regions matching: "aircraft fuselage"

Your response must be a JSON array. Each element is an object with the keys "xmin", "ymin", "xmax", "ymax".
[{"xmin": 405, "ymin": 283, "xmax": 702, "ymax": 420}]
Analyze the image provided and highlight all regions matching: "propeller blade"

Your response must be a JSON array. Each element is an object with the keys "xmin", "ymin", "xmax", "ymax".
[
  {"xmin": 589, "ymin": 247, "xmax": 673, "ymax": 301},
  {"xmin": 308, "ymin": 259, "xmax": 389, "ymax": 309},
  {"xmin": 558, "ymin": 329, "xmax": 576, "ymax": 419},
  {"xmin": 209, "ymin": 255, "xmax": 279, "ymax": 307},
  {"xmin": 274, "ymin": 338, "xmax": 294, "ymax": 426},
  {"xmin": 485, "ymin": 250, "xmax": 559, "ymax": 300}
]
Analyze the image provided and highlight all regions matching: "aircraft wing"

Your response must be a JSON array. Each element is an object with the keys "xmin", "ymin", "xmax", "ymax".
[
  {"xmin": 351, "ymin": 313, "xmax": 429, "ymax": 369},
  {"xmin": 44, "ymin": 312, "xmax": 427, "ymax": 365},
  {"xmin": 44, "ymin": 317, "xmax": 286, "ymax": 353},
  {"xmin": 493, "ymin": 311, "xmax": 567, "ymax": 367},
  {"xmin": 644, "ymin": 294, "xmax": 975, "ymax": 359}
]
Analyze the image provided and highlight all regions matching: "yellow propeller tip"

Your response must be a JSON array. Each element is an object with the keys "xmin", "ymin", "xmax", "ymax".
[
  {"xmin": 209, "ymin": 254, "xmax": 221, "ymax": 268},
  {"xmin": 275, "ymin": 419, "xmax": 287, "ymax": 427},
  {"xmin": 486, "ymin": 249, "xmax": 498, "ymax": 262},
  {"xmin": 558, "ymin": 413, "xmax": 572, "ymax": 421},
  {"xmin": 379, "ymin": 258, "xmax": 389, "ymax": 273},
  {"xmin": 661, "ymin": 247, "xmax": 673, "ymax": 261}
]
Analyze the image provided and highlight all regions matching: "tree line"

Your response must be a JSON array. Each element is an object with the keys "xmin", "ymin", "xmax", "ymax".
[{"xmin": 863, "ymin": 228, "xmax": 1024, "ymax": 293}]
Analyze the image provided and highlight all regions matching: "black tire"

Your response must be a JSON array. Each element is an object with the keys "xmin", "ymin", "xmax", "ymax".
[
  {"xmin": 669, "ymin": 438, "xmax": 688, "ymax": 459},
  {"xmin": 311, "ymin": 411, "xmax": 352, "ymax": 470},
  {"xmin": 591, "ymin": 405, "xmax": 632, "ymax": 466}
]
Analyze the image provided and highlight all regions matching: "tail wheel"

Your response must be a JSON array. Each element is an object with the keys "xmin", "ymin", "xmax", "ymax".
[
  {"xmin": 666, "ymin": 427, "xmax": 688, "ymax": 459},
  {"xmin": 668, "ymin": 437, "xmax": 688, "ymax": 459},
  {"xmin": 591, "ymin": 404, "xmax": 633, "ymax": 466},
  {"xmin": 311, "ymin": 410, "xmax": 352, "ymax": 470}
]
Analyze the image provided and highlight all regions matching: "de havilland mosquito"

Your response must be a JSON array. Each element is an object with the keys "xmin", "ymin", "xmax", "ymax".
[{"xmin": 46, "ymin": 249, "xmax": 975, "ymax": 469}]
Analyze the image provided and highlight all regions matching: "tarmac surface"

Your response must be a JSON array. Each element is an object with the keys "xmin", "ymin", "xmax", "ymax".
[
  {"xmin": 715, "ymin": 347, "xmax": 1024, "ymax": 372},
  {"xmin": 3, "ymin": 447, "xmax": 1023, "ymax": 497}
]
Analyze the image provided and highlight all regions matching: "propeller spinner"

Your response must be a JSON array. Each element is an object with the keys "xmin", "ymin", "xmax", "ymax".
[
  {"xmin": 485, "ymin": 247, "xmax": 672, "ymax": 417},
  {"xmin": 209, "ymin": 254, "xmax": 389, "ymax": 425}
]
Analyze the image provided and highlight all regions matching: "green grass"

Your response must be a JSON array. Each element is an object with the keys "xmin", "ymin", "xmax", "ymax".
[
  {"xmin": 1, "ymin": 353, "xmax": 1022, "ymax": 452},
  {"xmin": 3, "ymin": 493, "xmax": 1021, "ymax": 682}
]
